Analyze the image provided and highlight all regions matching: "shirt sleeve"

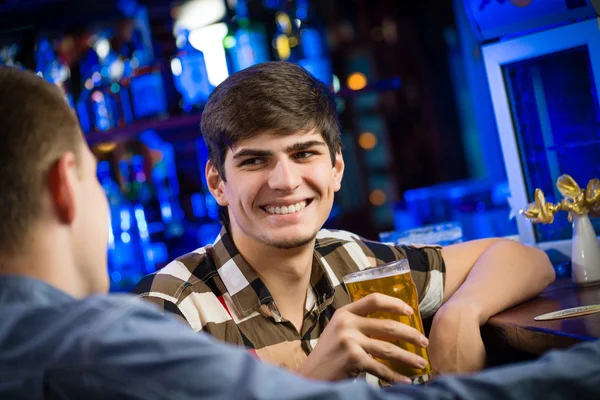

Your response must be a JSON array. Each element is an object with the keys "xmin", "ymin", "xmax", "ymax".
[
  {"xmin": 395, "ymin": 245, "xmax": 446, "ymax": 319},
  {"xmin": 424, "ymin": 340, "xmax": 600, "ymax": 400},
  {"xmin": 76, "ymin": 296, "xmax": 426, "ymax": 400},
  {"xmin": 47, "ymin": 295, "xmax": 600, "ymax": 400}
]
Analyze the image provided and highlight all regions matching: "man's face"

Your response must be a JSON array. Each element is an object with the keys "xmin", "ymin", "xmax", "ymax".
[
  {"xmin": 72, "ymin": 143, "xmax": 110, "ymax": 293},
  {"xmin": 209, "ymin": 129, "xmax": 344, "ymax": 250}
]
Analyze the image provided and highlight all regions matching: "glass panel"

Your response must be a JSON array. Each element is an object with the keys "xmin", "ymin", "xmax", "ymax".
[{"xmin": 503, "ymin": 46, "xmax": 600, "ymax": 243}]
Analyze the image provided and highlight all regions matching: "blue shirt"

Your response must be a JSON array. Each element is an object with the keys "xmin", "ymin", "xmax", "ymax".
[{"xmin": 1, "ymin": 275, "xmax": 599, "ymax": 400}]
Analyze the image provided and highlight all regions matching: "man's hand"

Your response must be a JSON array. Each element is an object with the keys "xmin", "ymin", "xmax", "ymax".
[
  {"xmin": 296, "ymin": 293, "xmax": 430, "ymax": 383},
  {"xmin": 428, "ymin": 301, "xmax": 486, "ymax": 374}
]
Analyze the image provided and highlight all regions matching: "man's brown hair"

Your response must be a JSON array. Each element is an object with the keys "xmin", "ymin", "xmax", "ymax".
[
  {"xmin": 201, "ymin": 61, "xmax": 342, "ymax": 179},
  {"xmin": 0, "ymin": 67, "xmax": 83, "ymax": 254}
]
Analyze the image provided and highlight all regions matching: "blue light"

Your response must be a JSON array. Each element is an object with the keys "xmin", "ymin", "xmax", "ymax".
[
  {"xmin": 173, "ymin": 44, "xmax": 211, "ymax": 108},
  {"xmin": 121, "ymin": 232, "xmax": 131, "ymax": 243},
  {"xmin": 76, "ymin": 97, "xmax": 91, "ymax": 133},
  {"xmin": 171, "ymin": 57, "xmax": 182, "ymax": 76},
  {"xmin": 134, "ymin": 207, "xmax": 149, "ymax": 232},
  {"xmin": 107, "ymin": 218, "xmax": 114, "ymax": 248},
  {"xmin": 296, "ymin": 7, "xmax": 307, "ymax": 21},
  {"xmin": 151, "ymin": 242, "xmax": 169, "ymax": 264},
  {"xmin": 161, "ymin": 204, "xmax": 173, "ymax": 220},
  {"xmin": 233, "ymin": 29, "xmax": 270, "ymax": 72},
  {"xmin": 205, "ymin": 195, "xmax": 219, "ymax": 220},
  {"xmin": 264, "ymin": 0, "xmax": 279, "ymax": 9},
  {"xmin": 129, "ymin": 72, "xmax": 168, "ymax": 119},
  {"xmin": 110, "ymin": 271, "xmax": 122, "ymax": 283},
  {"xmin": 120, "ymin": 209, "xmax": 131, "ymax": 230},
  {"xmin": 298, "ymin": 56, "xmax": 332, "ymax": 87},
  {"xmin": 191, "ymin": 193, "xmax": 207, "ymax": 217},
  {"xmin": 119, "ymin": 85, "xmax": 134, "ymax": 125}
]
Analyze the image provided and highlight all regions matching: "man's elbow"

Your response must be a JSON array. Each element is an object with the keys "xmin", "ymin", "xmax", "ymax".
[
  {"xmin": 536, "ymin": 247, "xmax": 556, "ymax": 288},
  {"xmin": 516, "ymin": 241, "xmax": 556, "ymax": 290}
]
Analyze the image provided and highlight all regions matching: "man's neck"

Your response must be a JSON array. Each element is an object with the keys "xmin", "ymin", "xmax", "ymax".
[
  {"xmin": 0, "ymin": 230, "xmax": 86, "ymax": 299},
  {"xmin": 230, "ymin": 229, "xmax": 315, "ymax": 332}
]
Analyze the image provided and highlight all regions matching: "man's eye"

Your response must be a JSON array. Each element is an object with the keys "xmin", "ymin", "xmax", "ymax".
[
  {"xmin": 240, "ymin": 158, "xmax": 264, "ymax": 166},
  {"xmin": 294, "ymin": 151, "xmax": 315, "ymax": 160}
]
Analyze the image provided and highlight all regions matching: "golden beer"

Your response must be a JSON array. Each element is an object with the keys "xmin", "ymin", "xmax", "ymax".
[{"xmin": 343, "ymin": 259, "xmax": 432, "ymax": 384}]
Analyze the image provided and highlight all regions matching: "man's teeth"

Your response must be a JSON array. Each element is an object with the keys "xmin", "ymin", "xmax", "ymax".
[{"xmin": 265, "ymin": 201, "xmax": 307, "ymax": 215}]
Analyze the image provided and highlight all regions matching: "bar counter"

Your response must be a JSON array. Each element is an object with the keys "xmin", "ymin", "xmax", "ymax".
[{"xmin": 482, "ymin": 278, "xmax": 600, "ymax": 365}]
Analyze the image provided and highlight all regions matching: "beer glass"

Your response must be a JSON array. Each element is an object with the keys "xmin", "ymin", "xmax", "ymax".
[{"xmin": 343, "ymin": 259, "xmax": 432, "ymax": 384}]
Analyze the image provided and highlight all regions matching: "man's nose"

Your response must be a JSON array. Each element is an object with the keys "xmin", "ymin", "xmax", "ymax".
[{"xmin": 268, "ymin": 159, "xmax": 302, "ymax": 191}]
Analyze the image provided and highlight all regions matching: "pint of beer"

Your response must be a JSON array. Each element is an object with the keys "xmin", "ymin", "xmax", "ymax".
[{"xmin": 343, "ymin": 259, "xmax": 432, "ymax": 384}]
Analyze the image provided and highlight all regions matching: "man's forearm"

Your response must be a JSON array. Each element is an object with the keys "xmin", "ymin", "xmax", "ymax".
[
  {"xmin": 425, "ymin": 340, "xmax": 600, "ymax": 400},
  {"xmin": 427, "ymin": 240, "xmax": 555, "ymax": 373},
  {"xmin": 442, "ymin": 239, "xmax": 555, "ymax": 324}
]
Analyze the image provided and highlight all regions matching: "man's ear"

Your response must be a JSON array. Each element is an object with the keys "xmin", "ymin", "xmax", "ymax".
[
  {"xmin": 332, "ymin": 151, "xmax": 344, "ymax": 192},
  {"xmin": 48, "ymin": 152, "xmax": 78, "ymax": 224},
  {"xmin": 205, "ymin": 161, "xmax": 229, "ymax": 206}
]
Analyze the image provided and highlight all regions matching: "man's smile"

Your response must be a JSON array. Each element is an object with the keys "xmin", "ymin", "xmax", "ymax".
[{"xmin": 260, "ymin": 199, "xmax": 313, "ymax": 215}]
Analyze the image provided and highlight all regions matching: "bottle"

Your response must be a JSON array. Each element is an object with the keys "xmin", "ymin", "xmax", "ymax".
[
  {"xmin": 77, "ymin": 34, "xmax": 133, "ymax": 132},
  {"xmin": 139, "ymin": 131, "xmax": 185, "ymax": 238},
  {"xmin": 116, "ymin": 16, "xmax": 169, "ymax": 121},
  {"xmin": 98, "ymin": 161, "xmax": 147, "ymax": 291},
  {"xmin": 0, "ymin": 43, "xmax": 23, "ymax": 69},
  {"xmin": 171, "ymin": 28, "xmax": 211, "ymax": 111},
  {"xmin": 122, "ymin": 157, "xmax": 155, "ymax": 275},
  {"xmin": 270, "ymin": 0, "xmax": 333, "ymax": 87},
  {"xmin": 224, "ymin": 0, "xmax": 270, "ymax": 72},
  {"xmin": 35, "ymin": 37, "xmax": 75, "ymax": 108},
  {"xmin": 294, "ymin": 0, "xmax": 333, "ymax": 87}
]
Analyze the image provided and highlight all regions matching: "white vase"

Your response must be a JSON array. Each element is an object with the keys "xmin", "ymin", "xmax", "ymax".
[{"xmin": 571, "ymin": 213, "xmax": 600, "ymax": 285}]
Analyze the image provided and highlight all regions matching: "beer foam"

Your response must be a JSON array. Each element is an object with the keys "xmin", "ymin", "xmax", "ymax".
[{"xmin": 343, "ymin": 265, "xmax": 410, "ymax": 284}]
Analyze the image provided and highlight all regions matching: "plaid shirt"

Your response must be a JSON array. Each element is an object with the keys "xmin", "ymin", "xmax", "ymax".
[{"xmin": 133, "ymin": 228, "xmax": 445, "ymax": 371}]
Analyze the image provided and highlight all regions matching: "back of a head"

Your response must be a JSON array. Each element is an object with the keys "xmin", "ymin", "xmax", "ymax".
[
  {"xmin": 0, "ymin": 67, "xmax": 82, "ymax": 255},
  {"xmin": 201, "ymin": 61, "xmax": 341, "ymax": 178}
]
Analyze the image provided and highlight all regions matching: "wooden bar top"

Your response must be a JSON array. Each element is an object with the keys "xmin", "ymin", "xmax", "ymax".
[{"xmin": 484, "ymin": 278, "xmax": 600, "ymax": 358}]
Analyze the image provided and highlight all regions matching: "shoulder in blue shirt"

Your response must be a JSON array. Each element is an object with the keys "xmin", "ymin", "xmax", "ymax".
[{"xmin": 1, "ymin": 275, "xmax": 600, "ymax": 400}]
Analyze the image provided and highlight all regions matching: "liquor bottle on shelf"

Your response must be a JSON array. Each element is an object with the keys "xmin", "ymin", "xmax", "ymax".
[
  {"xmin": 118, "ymin": 158, "xmax": 156, "ymax": 276},
  {"xmin": 129, "ymin": 155, "xmax": 155, "ymax": 206},
  {"xmin": 115, "ymin": 17, "xmax": 169, "ymax": 122},
  {"xmin": 34, "ymin": 37, "xmax": 75, "ymax": 108},
  {"xmin": 223, "ymin": 0, "xmax": 270, "ymax": 73},
  {"xmin": 294, "ymin": 0, "xmax": 333, "ymax": 87},
  {"xmin": 76, "ymin": 32, "xmax": 135, "ymax": 133},
  {"xmin": 272, "ymin": 0, "xmax": 332, "ymax": 86},
  {"xmin": 0, "ymin": 43, "xmax": 23, "ymax": 69},
  {"xmin": 171, "ymin": 28, "xmax": 212, "ymax": 111},
  {"xmin": 139, "ymin": 130, "xmax": 185, "ymax": 239},
  {"xmin": 98, "ymin": 160, "xmax": 148, "ymax": 291}
]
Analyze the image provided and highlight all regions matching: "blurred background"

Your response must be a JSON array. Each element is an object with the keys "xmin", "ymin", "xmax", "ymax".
[{"xmin": 1, "ymin": 0, "xmax": 598, "ymax": 291}]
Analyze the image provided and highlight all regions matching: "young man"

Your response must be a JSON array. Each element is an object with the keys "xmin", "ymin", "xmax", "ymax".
[
  {"xmin": 133, "ymin": 61, "xmax": 556, "ymax": 382},
  {"xmin": 1, "ymin": 64, "xmax": 599, "ymax": 400}
]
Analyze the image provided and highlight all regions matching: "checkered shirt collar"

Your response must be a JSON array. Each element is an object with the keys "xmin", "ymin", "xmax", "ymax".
[{"xmin": 210, "ymin": 228, "xmax": 336, "ymax": 318}]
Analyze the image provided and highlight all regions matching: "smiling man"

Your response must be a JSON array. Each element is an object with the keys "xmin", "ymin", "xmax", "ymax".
[{"xmin": 133, "ymin": 61, "xmax": 555, "ymax": 383}]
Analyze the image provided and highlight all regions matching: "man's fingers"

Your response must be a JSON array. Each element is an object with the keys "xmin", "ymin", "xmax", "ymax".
[
  {"xmin": 345, "ymin": 293, "xmax": 414, "ymax": 317},
  {"xmin": 357, "ymin": 317, "xmax": 428, "ymax": 348},
  {"xmin": 360, "ymin": 336, "xmax": 429, "ymax": 370},
  {"xmin": 360, "ymin": 355, "xmax": 412, "ymax": 385}
]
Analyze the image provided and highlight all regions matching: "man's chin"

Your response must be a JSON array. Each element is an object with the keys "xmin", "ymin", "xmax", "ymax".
[{"xmin": 265, "ymin": 233, "xmax": 317, "ymax": 250}]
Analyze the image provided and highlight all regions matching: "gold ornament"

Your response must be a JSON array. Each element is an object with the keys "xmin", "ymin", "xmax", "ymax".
[{"xmin": 520, "ymin": 175, "xmax": 600, "ymax": 224}]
